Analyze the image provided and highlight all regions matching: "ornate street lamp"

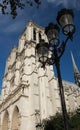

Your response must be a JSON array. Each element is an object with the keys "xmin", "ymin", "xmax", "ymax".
[
  {"xmin": 57, "ymin": 8, "xmax": 75, "ymax": 35},
  {"xmin": 36, "ymin": 8, "xmax": 75, "ymax": 130},
  {"xmin": 36, "ymin": 39, "xmax": 49, "ymax": 68}
]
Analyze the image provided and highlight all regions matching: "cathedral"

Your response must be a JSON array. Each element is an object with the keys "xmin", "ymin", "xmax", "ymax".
[{"xmin": 0, "ymin": 20, "xmax": 80, "ymax": 130}]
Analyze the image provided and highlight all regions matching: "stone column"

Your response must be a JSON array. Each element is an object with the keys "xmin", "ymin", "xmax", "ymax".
[{"xmin": 38, "ymin": 68, "xmax": 48, "ymax": 120}]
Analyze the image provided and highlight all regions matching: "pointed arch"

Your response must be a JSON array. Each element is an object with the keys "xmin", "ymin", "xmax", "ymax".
[
  {"xmin": 11, "ymin": 106, "xmax": 20, "ymax": 130},
  {"xmin": 2, "ymin": 110, "xmax": 9, "ymax": 130}
]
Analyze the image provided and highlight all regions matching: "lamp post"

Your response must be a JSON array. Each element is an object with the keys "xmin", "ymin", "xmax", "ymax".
[{"xmin": 36, "ymin": 8, "xmax": 75, "ymax": 130}]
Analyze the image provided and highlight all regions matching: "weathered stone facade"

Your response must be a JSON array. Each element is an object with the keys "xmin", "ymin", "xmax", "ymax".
[{"xmin": 0, "ymin": 20, "xmax": 80, "ymax": 130}]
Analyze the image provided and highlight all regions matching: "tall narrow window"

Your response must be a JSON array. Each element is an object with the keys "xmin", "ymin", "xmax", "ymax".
[
  {"xmin": 33, "ymin": 28, "xmax": 36, "ymax": 40},
  {"xmin": 39, "ymin": 32, "xmax": 41, "ymax": 42},
  {"xmin": 11, "ymin": 106, "xmax": 20, "ymax": 130},
  {"xmin": 2, "ymin": 111, "xmax": 9, "ymax": 130}
]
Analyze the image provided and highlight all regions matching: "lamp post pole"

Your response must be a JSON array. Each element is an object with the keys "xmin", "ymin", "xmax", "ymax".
[
  {"xmin": 55, "ymin": 57, "xmax": 69, "ymax": 130},
  {"xmin": 36, "ymin": 8, "xmax": 75, "ymax": 130},
  {"xmin": 52, "ymin": 45, "xmax": 69, "ymax": 130},
  {"xmin": 56, "ymin": 62, "xmax": 69, "ymax": 130}
]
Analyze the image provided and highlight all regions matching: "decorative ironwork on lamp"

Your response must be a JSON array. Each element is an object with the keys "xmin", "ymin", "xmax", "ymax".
[{"xmin": 36, "ymin": 8, "xmax": 75, "ymax": 68}]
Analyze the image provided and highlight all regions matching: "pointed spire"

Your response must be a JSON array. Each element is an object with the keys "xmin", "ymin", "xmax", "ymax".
[
  {"xmin": 71, "ymin": 51, "xmax": 79, "ymax": 74},
  {"xmin": 71, "ymin": 51, "xmax": 80, "ymax": 87}
]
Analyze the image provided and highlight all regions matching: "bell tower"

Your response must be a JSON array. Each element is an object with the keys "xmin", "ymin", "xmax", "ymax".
[{"xmin": 71, "ymin": 51, "xmax": 80, "ymax": 87}]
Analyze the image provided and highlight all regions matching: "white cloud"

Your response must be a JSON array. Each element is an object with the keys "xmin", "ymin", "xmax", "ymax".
[{"xmin": 47, "ymin": 0, "xmax": 80, "ymax": 9}]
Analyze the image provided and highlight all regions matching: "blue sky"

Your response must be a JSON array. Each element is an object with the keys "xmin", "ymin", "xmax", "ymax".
[{"xmin": 0, "ymin": 0, "xmax": 80, "ymax": 91}]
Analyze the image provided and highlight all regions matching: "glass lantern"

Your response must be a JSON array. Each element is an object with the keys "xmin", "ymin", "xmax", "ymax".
[
  {"xmin": 57, "ymin": 8, "xmax": 75, "ymax": 35},
  {"xmin": 36, "ymin": 39, "xmax": 49, "ymax": 65},
  {"xmin": 45, "ymin": 23, "xmax": 60, "ymax": 47}
]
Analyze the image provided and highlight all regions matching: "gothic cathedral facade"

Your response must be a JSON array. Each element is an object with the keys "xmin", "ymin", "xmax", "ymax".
[{"xmin": 0, "ymin": 20, "xmax": 80, "ymax": 130}]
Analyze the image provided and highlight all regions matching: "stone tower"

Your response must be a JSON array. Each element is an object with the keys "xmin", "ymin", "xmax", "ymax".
[
  {"xmin": 0, "ymin": 20, "xmax": 60, "ymax": 130},
  {"xmin": 71, "ymin": 51, "xmax": 80, "ymax": 87},
  {"xmin": 0, "ymin": 20, "xmax": 80, "ymax": 130}
]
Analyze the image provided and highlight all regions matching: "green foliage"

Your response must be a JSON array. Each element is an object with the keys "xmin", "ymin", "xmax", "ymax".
[
  {"xmin": 43, "ymin": 109, "xmax": 80, "ymax": 130},
  {"xmin": 69, "ymin": 109, "xmax": 80, "ymax": 130},
  {"xmin": 43, "ymin": 113, "xmax": 64, "ymax": 130},
  {"xmin": 0, "ymin": 0, "xmax": 41, "ymax": 18}
]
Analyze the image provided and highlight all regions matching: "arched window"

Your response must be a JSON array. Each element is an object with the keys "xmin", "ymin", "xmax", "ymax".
[
  {"xmin": 2, "ymin": 111, "xmax": 9, "ymax": 130},
  {"xmin": 39, "ymin": 32, "xmax": 42, "ymax": 42},
  {"xmin": 33, "ymin": 28, "xmax": 36, "ymax": 40},
  {"xmin": 11, "ymin": 106, "xmax": 20, "ymax": 130}
]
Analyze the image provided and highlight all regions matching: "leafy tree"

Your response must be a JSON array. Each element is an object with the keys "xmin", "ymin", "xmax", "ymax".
[
  {"xmin": 0, "ymin": 0, "xmax": 41, "ymax": 18},
  {"xmin": 43, "ymin": 109, "xmax": 80, "ymax": 130},
  {"xmin": 43, "ymin": 113, "xmax": 64, "ymax": 130},
  {"xmin": 70, "ymin": 108, "xmax": 80, "ymax": 130}
]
